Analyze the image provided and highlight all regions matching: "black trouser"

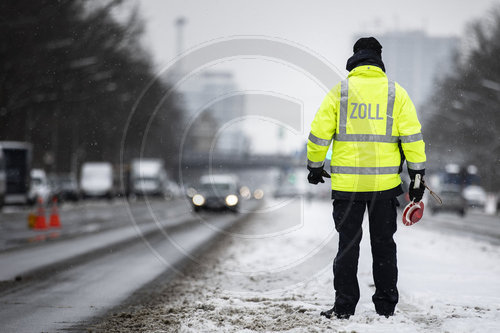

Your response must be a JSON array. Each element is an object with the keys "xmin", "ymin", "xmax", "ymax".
[{"xmin": 332, "ymin": 198, "xmax": 399, "ymax": 316}]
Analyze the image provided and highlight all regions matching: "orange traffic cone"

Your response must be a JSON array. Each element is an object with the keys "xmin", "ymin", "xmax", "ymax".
[
  {"xmin": 28, "ymin": 208, "xmax": 36, "ymax": 229},
  {"xmin": 34, "ymin": 197, "xmax": 48, "ymax": 230},
  {"xmin": 49, "ymin": 197, "xmax": 61, "ymax": 228}
]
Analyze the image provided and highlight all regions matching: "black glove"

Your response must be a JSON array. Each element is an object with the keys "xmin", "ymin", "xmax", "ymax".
[
  {"xmin": 408, "ymin": 169, "xmax": 425, "ymax": 202},
  {"xmin": 307, "ymin": 166, "xmax": 331, "ymax": 185}
]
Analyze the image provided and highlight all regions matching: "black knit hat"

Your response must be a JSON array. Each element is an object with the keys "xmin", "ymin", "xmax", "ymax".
[
  {"xmin": 346, "ymin": 36, "xmax": 385, "ymax": 72},
  {"xmin": 353, "ymin": 37, "xmax": 382, "ymax": 54}
]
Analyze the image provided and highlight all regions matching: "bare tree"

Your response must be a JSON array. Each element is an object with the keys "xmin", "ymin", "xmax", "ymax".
[
  {"xmin": 0, "ymin": 0, "xmax": 182, "ymax": 174},
  {"xmin": 424, "ymin": 5, "xmax": 500, "ymax": 191}
]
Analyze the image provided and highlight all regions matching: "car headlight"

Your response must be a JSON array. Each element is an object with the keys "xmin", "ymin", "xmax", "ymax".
[
  {"xmin": 253, "ymin": 189, "xmax": 264, "ymax": 200},
  {"xmin": 192, "ymin": 194, "xmax": 205, "ymax": 206},
  {"xmin": 225, "ymin": 194, "xmax": 238, "ymax": 206},
  {"xmin": 239, "ymin": 186, "xmax": 251, "ymax": 199}
]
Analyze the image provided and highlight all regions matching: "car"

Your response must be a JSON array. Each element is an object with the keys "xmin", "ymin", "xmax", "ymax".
[
  {"xmin": 28, "ymin": 169, "xmax": 52, "ymax": 204},
  {"xmin": 163, "ymin": 180, "xmax": 182, "ymax": 199},
  {"xmin": 428, "ymin": 184, "xmax": 466, "ymax": 217},
  {"xmin": 462, "ymin": 185, "xmax": 487, "ymax": 209},
  {"xmin": 273, "ymin": 170, "xmax": 312, "ymax": 199},
  {"xmin": 191, "ymin": 175, "xmax": 239, "ymax": 212},
  {"xmin": 52, "ymin": 173, "xmax": 80, "ymax": 202},
  {"xmin": 273, "ymin": 183, "xmax": 307, "ymax": 199}
]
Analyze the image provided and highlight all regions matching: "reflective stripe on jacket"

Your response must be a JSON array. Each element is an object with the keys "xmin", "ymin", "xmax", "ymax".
[{"xmin": 307, "ymin": 65, "xmax": 426, "ymax": 193}]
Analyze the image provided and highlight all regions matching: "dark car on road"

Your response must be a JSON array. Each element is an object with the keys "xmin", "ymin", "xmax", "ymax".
[
  {"xmin": 52, "ymin": 174, "xmax": 80, "ymax": 202},
  {"xmin": 428, "ymin": 184, "xmax": 466, "ymax": 217},
  {"xmin": 191, "ymin": 175, "xmax": 239, "ymax": 213}
]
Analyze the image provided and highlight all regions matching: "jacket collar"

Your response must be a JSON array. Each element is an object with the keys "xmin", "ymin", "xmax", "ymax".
[{"xmin": 347, "ymin": 65, "xmax": 387, "ymax": 79}]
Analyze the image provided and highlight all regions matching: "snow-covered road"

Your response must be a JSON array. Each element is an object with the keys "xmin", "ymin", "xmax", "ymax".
[{"xmin": 92, "ymin": 199, "xmax": 500, "ymax": 332}]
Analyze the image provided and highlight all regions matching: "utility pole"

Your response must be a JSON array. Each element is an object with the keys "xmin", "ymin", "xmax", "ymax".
[{"xmin": 175, "ymin": 17, "xmax": 186, "ymax": 77}]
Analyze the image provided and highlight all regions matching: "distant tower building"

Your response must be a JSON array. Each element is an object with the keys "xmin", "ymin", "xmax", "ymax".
[
  {"xmin": 181, "ymin": 71, "xmax": 248, "ymax": 156},
  {"xmin": 172, "ymin": 18, "xmax": 248, "ymax": 156},
  {"xmin": 175, "ymin": 17, "xmax": 186, "ymax": 56},
  {"xmin": 356, "ymin": 31, "xmax": 458, "ymax": 112},
  {"xmin": 173, "ymin": 17, "xmax": 186, "ymax": 81}
]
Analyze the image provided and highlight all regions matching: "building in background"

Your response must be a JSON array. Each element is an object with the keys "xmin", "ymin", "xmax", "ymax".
[
  {"xmin": 172, "ymin": 18, "xmax": 249, "ymax": 157},
  {"xmin": 356, "ymin": 31, "xmax": 458, "ymax": 112},
  {"xmin": 181, "ymin": 71, "xmax": 249, "ymax": 156}
]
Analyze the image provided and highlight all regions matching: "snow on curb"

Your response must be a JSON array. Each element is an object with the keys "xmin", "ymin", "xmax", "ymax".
[{"xmin": 92, "ymin": 199, "xmax": 500, "ymax": 332}]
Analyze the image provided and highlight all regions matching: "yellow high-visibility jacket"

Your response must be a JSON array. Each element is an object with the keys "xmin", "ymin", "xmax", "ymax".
[{"xmin": 307, "ymin": 65, "xmax": 426, "ymax": 194}]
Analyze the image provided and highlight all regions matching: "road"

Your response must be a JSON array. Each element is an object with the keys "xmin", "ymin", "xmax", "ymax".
[
  {"xmin": 0, "ymin": 195, "xmax": 498, "ymax": 332},
  {"xmin": 0, "ymin": 197, "xmax": 193, "ymax": 252},
  {"xmin": 0, "ymin": 197, "xmax": 259, "ymax": 332},
  {"xmin": 424, "ymin": 209, "xmax": 500, "ymax": 244}
]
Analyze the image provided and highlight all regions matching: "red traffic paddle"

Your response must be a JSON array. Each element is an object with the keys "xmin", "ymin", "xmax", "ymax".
[
  {"xmin": 401, "ymin": 174, "xmax": 443, "ymax": 226},
  {"xmin": 402, "ymin": 200, "xmax": 424, "ymax": 226}
]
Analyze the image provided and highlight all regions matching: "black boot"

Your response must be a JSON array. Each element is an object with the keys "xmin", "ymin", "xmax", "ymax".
[
  {"xmin": 320, "ymin": 307, "xmax": 351, "ymax": 319},
  {"xmin": 376, "ymin": 310, "xmax": 394, "ymax": 318}
]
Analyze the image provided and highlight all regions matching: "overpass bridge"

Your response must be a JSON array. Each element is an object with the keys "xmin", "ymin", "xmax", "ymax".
[{"xmin": 180, "ymin": 153, "xmax": 305, "ymax": 170}]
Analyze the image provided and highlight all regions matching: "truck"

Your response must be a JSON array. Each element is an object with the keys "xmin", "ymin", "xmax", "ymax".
[
  {"xmin": 0, "ymin": 149, "xmax": 5, "ymax": 207},
  {"xmin": 80, "ymin": 162, "xmax": 114, "ymax": 199},
  {"xmin": 0, "ymin": 141, "xmax": 32, "ymax": 206},
  {"xmin": 128, "ymin": 158, "xmax": 167, "ymax": 197}
]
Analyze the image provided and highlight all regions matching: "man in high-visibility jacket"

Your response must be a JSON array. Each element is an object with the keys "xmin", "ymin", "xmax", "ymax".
[{"xmin": 307, "ymin": 37, "xmax": 426, "ymax": 319}]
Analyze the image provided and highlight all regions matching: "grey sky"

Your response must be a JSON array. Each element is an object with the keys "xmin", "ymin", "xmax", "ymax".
[
  {"xmin": 139, "ymin": 0, "xmax": 497, "ymax": 68},
  {"xmin": 137, "ymin": 0, "xmax": 498, "ymax": 153}
]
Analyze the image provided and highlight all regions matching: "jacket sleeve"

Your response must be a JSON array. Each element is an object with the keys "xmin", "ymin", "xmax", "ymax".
[
  {"xmin": 307, "ymin": 87, "xmax": 338, "ymax": 168},
  {"xmin": 394, "ymin": 84, "xmax": 426, "ymax": 173}
]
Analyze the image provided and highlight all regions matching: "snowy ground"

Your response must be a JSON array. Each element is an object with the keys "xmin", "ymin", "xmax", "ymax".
[{"xmin": 92, "ymin": 199, "xmax": 500, "ymax": 332}]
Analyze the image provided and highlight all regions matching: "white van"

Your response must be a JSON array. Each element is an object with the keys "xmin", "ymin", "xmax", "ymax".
[
  {"xmin": 129, "ymin": 158, "xmax": 167, "ymax": 197},
  {"xmin": 80, "ymin": 162, "xmax": 114, "ymax": 199}
]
